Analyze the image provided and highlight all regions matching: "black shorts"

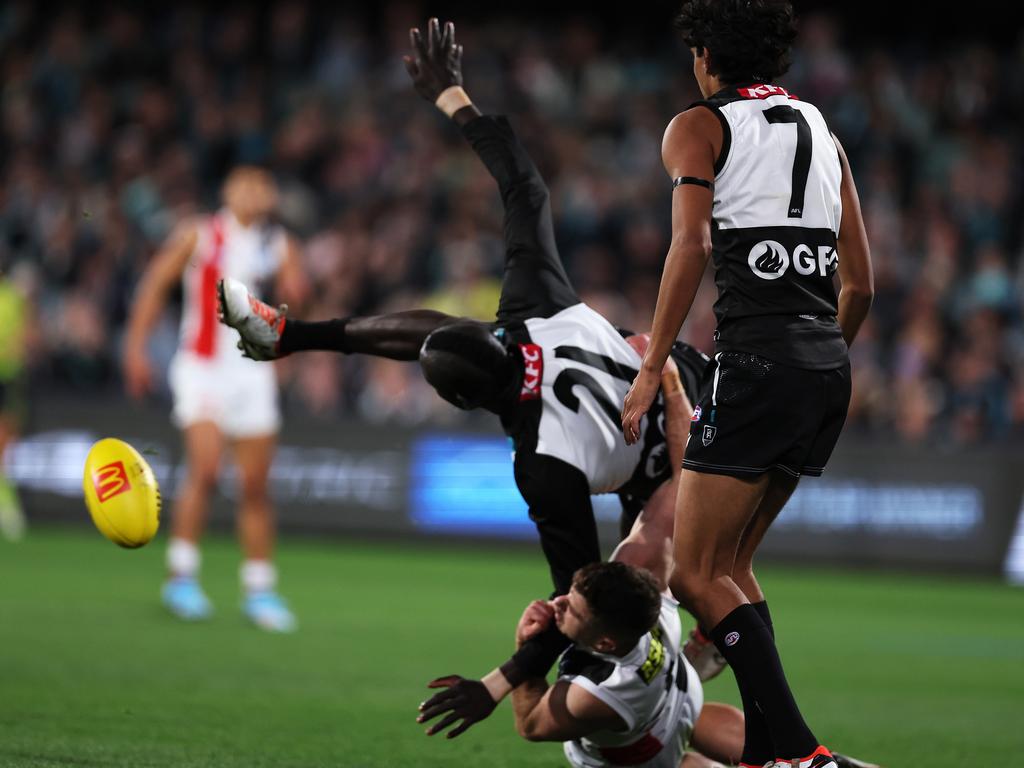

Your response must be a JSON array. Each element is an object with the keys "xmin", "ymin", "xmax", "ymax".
[{"xmin": 683, "ymin": 352, "xmax": 851, "ymax": 479}]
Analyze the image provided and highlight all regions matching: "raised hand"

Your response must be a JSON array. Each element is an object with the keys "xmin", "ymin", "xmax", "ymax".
[{"xmin": 403, "ymin": 17, "xmax": 464, "ymax": 102}]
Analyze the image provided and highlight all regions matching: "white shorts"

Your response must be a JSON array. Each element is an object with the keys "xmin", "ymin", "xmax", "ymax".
[{"xmin": 169, "ymin": 352, "xmax": 280, "ymax": 439}]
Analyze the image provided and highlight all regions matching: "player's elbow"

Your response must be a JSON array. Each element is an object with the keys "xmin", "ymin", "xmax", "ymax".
[
  {"xmin": 842, "ymin": 282, "xmax": 874, "ymax": 307},
  {"xmin": 670, "ymin": 232, "xmax": 712, "ymax": 262},
  {"xmin": 516, "ymin": 718, "xmax": 550, "ymax": 742}
]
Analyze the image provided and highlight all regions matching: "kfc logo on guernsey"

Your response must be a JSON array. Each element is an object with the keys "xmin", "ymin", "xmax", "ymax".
[
  {"xmin": 748, "ymin": 240, "xmax": 838, "ymax": 281},
  {"xmin": 737, "ymin": 84, "xmax": 795, "ymax": 100},
  {"xmin": 93, "ymin": 461, "xmax": 133, "ymax": 503},
  {"xmin": 519, "ymin": 344, "xmax": 543, "ymax": 401}
]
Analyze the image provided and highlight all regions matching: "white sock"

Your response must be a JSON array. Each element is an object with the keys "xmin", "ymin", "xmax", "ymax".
[
  {"xmin": 241, "ymin": 560, "xmax": 277, "ymax": 594},
  {"xmin": 167, "ymin": 538, "xmax": 200, "ymax": 579}
]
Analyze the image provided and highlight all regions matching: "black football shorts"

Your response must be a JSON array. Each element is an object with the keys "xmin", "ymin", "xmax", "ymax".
[{"xmin": 683, "ymin": 351, "xmax": 851, "ymax": 479}]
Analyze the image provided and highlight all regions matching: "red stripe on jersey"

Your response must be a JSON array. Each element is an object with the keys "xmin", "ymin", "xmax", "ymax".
[
  {"xmin": 193, "ymin": 216, "xmax": 225, "ymax": 358},
  {"xmin": 597, "ymin": 732, "xmax": 664, "ymax": 765},
  {"xmin": 737, "ymin": 84, "xmax": 797, "ymax": 100}
]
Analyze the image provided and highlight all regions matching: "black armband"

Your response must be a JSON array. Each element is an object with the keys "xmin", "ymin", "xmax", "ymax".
[{"xmin": 672, "ymin": 176, "xmax": 713, "ymax": 190}]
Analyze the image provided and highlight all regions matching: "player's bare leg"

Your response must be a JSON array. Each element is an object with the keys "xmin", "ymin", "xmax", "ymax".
[
  {"xmin": 670, "ymin": 469, "xmax": 823, "ymax": 767},
  {"xmin": 233, "ymin": 432, "xmax": 294, "ymax": 633},
  {"xmin": 669, "ymin": 470, "xmax": 769, "ymax": 626},
  {"xmin": 219, "ymin": 275, "xmax": 458, "ymax": 362},
  {"xmin": 732, "ymin": 473, "xmax": 799, "ymax": 604},
  {"xmin": 163, "ymin": 420, "xmax": 224, "ymax": 621}
]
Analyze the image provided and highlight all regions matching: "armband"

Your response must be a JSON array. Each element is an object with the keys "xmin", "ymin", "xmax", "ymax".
[{"xmin": 672, "ymin": 176, "xmax": 712, "ymax": 190}]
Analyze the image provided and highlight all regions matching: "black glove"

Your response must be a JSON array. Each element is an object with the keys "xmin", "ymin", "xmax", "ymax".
[
  {"xmin": 416, "ymin": 675, "xmax": 497, "ymax": 738},
  {"xmin": 404, "ymin": 17, "xmax": 464, "ymax": 103}
]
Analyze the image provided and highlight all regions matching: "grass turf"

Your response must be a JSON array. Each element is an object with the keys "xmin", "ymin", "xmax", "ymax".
[{"xmin": 0, "ymin": 527, "xmax": 1022, "ymax": 767}]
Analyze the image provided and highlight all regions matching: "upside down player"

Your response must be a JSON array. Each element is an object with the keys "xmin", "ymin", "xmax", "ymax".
[
  {"xmin": 621, "ymin": 2, "xmax": 874, "ymax": 767},
  {"xmin": 219, "ymin": 17, "xmax": 713, "ymax": 714}
]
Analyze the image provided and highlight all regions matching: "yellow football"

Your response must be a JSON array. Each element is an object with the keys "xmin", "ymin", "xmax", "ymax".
[{"xmin": 82, "ymin": 438, "xmax": 161, "ymax": 548}]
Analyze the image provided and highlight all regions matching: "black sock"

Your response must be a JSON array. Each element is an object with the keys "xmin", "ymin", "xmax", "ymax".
[
  {"xmin": 711, "ymin": 604, "xmax": 818, "ymax": 761},
  {"xmin": 279, "ymin": 318, "xmax": 350, "ymax": 355},
  {"xmin": 736, "ymin": 600, "xmax": 775, "ymax": 765},
  {"xmin": 752, "ymin": 599, "xmax": 773, "ymax": 636}
]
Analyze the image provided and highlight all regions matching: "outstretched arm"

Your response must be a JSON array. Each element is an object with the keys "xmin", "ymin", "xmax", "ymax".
[{"xmin": 405, "ymin": 18, "xmax": 578, "ymax": 322}]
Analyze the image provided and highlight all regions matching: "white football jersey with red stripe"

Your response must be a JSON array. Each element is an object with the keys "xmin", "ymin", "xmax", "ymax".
[
  {"xmin": 179, "ymin": 210, "xmax": 286, "ymax": 361},
  {"xmin": 560, "ymin": 595, "xmax": 703, "ymax": 768}
]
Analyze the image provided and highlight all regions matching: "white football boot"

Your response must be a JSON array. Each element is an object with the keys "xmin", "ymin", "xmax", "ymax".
[
  {"xmin": 683, "ymin": 626, "xmax": 728, "ymax": 682},
  {"xmin": 216, "ymin": 278, "xmax": 287, "ymax": 361}
]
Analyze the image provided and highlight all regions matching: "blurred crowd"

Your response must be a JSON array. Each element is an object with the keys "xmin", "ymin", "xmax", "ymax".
[{"xmin": 1, "ymin": 3, "xmax": 1022, "ymax": 445}]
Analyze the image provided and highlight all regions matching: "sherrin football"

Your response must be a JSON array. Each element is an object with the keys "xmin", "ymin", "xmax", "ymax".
[{"xmin": 82, "ymin": 438, "xmax": 161, "ymax": 548}]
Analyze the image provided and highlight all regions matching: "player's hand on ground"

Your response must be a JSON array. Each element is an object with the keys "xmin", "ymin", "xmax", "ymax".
[
  {"xmin": 122, "ymin": 348, "xmax": 153, "ymax": 400},
  {"xmin": 417, "ymin": 675, "xmax": 497, "ymax": 738},
  {"xmin": 622, "ymin": 367, "xmax": 660, "ymax": 445},
  {"xmin": 404, "ymin": 17, "xmax": 463, "ymax": 102},
  {"xmin": 515, "ymin": 599, "xmax": 554, "ymax": 647}
]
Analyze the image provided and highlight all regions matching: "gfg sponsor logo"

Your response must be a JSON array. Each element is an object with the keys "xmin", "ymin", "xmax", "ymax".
[{"xmin": 748, "ymin": 241, "xmax": 838, "ymax": 280}]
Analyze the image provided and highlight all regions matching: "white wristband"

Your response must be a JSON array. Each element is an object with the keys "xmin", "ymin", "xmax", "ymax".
[{"xmin": 435, "ymin": 86, "xmax": 473, "ymax": 118}]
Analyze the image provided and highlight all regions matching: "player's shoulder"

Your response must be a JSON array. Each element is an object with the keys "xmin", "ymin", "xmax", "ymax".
[
  {"xmin": 664, "ymin": 106, "xmax": 721, "ymax": 141},
  {"xmin": 163, "ymin": 216, "xmax": 205, "ymax": 256}
]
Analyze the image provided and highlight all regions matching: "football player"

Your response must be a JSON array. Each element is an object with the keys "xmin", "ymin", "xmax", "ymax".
[{"xmin": 219, "ymin": 17, "xmax": 717, "ymax": 706}]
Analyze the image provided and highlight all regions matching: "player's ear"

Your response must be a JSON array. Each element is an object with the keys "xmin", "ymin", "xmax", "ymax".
[{"xmin": 592, "ymin": 635, "xmax": 617, "ymax": 654}]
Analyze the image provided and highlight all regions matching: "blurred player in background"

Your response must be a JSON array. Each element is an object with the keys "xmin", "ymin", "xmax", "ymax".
[
  {"xmin": 0, "ymin": 264, "xmax": 30, "ymax": 542},
  {"xmin": 621, "ymin": 2, "xmax": 873, "ymax": 767},
  {"xmin": 124, "ymin": 167, "xmax": 307, "ymax": 632},
  {"xmin": 220, "ymin": 18, "xmax": 711, "ymax": 697}
]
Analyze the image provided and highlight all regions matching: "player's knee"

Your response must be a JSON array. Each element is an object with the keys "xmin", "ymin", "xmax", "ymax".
[
  {"xmin": 669, "ymin": 568, "xmax": 704, "ymax": 611},
  {"xmin": 238, "ymin": 471, "xmax": 269, "ymax": 502},
  {"xmin": 187, "ymin": 463, "xmax": 220, "ymax": 492}
]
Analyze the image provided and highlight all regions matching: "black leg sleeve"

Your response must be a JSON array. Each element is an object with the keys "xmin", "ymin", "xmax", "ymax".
[
  {"xmin": 460, "ymin": 115, "xmax": 579, "ymax": 322},
  {"xmin": 500, "ymin": 453, "xmax": 601, "ymax": 684}
]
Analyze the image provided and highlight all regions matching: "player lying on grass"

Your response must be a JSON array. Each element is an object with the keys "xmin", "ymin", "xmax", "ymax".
[
  {"xmin": 417, "ymin": 450, "xmax": 879, "ymax": 768},
  {"xmin": 218, "ymin": 16, "xmax": 724, "ymax": 712}
]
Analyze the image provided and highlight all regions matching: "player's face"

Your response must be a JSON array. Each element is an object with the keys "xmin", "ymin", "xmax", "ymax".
[
  {"xmin": 224, "ymin": 169, "xmax": 278, "ymax": 222},
  {"xmin": 553, "ymin": 589, "xmax": 609, "ymax": 650}
]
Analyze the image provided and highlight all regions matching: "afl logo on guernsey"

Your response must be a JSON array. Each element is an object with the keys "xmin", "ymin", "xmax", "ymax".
[{"xmin": 748, "ymin": 241, "xmax": 839, "ymax": 281}]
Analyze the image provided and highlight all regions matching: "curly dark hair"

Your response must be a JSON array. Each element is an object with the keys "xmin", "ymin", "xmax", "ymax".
[
  {"xmin": 676, "ymin": 0, "xmax": 797, "ymax": 84},
  {"xmin": 573, "ymin": 561, "xmax": 662, "ymax": 645}
]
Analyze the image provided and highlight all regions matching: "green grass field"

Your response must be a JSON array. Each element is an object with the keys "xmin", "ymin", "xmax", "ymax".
[{"xmin": 1, "ymin": 527, "xmax": 1022, "ymax": 768}]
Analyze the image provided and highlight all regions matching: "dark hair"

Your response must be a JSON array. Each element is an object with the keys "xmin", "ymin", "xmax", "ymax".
[
  {"xmin": 573, "ymin": 562, "xmax": 662, "ymax": 645},
  {"xmin": 419, "ymin": 321, "xmax": 518, "ymax": 412},
  {"xmin": 676, "ymin": 0, "xmax": 797, "ymax": 84}
]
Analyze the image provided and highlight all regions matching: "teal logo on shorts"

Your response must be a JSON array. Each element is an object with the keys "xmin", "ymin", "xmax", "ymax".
[{"xmin": 702, "ymin": 425, "xmax": 717, "ymax": 446}]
